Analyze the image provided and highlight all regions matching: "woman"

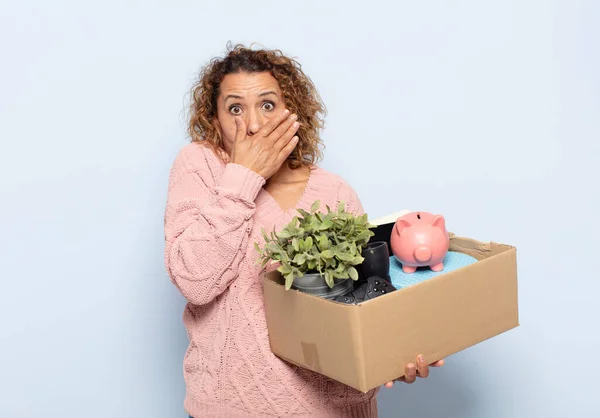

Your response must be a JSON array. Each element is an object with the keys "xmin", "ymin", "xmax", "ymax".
[{"xmin": 164, "ymin": 44, "xmax": 444, "ymax": 417}]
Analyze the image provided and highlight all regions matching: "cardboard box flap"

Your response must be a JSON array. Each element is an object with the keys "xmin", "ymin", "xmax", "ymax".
[{"xmin": 448, "ymin": 233, "xmax": 515, "ymax": 260}]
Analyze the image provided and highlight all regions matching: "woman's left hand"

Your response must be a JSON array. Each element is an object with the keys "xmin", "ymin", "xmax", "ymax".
[{"xmin": 384, "ymin": 355, "xmax": 445, "ymax": 387}]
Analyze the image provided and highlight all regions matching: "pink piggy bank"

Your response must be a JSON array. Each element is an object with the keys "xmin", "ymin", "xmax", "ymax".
[{"xmin": 390, "ymin": 211, "xmax": 450, "ymax": 274}]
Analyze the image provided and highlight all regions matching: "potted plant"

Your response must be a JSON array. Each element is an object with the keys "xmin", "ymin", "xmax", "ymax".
[{"xmin": 255, "ymin": 200, "xmax": 376, "ymax": 300}]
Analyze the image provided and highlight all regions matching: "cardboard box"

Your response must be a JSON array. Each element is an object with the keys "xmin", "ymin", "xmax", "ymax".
[{"xmin": 262, "ymin": 212, "xmax": 520, "ymax": 393}]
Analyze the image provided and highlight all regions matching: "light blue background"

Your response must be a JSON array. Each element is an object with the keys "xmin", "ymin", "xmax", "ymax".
[{"xmin": 1, "ymin": 0, "xmax": 598, "ymax": 417}]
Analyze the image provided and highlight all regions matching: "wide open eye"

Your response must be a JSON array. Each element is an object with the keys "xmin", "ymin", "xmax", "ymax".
[
  {"xmin": 229, "ymin": 105, "xmax": 242, "ymax": 115},
  {"xmin": 262, "ymin": 101, "xmax": 275, "ymax": 112}
]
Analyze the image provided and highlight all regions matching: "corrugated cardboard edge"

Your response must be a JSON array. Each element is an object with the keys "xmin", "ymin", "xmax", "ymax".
[
  {"xmin": 350, "ymin": 306, "xmax": 368, "ymax": 392},
  {"xmin": 301, "ymin": 342, "xmax": 322, "ymax": 373}
]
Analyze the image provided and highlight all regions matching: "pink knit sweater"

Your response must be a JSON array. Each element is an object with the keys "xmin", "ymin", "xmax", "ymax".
[{"xmin": 164, "ymin": 143, "xmax": 379, "ymax": 417}]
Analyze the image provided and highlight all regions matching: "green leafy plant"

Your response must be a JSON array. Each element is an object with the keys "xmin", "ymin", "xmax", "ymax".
[{"xmin": 254, "ymin": 200, "xmax": 376, "ymax": 290}]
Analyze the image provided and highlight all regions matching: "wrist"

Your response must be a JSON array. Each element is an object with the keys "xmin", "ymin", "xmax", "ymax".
[{"xmin": 217, "ymin": 163, "xmax": 266, "ymax": 202}]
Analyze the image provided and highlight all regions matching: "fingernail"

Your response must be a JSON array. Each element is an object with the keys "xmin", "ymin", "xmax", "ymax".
[
  {"xmin": 283, "ymin": 109, "xmax": 290, "ymax": 115},
  {"xmin": 418, "ymin": 355, "xmax": 424, "ymax": 363},
  {"xmin": 407, "ymin": 363, "xmax": 415, "ymax": 371},
  {"xmin": 293, "ymin": 121, "xmax": 300, "ymax": 128},
  {"xmin": 290, "ymin": 114, "xmax": 298, "ymax": 120}
]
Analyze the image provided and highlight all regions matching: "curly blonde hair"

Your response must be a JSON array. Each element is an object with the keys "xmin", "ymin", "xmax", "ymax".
[{"xmin": 187, "ymin": 43, "xmax": 326, "ymax": 168}]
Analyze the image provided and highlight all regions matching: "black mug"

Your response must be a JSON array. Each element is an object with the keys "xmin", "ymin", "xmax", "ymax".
[{"xmin": 358, "ymin": 241, "xmax": 390, "ymax": 283}]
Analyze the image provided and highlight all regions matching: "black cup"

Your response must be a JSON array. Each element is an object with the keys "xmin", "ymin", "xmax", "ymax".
[{"xmin": 358, "ymin": 241, "xmax": 390, "ymax": 284}]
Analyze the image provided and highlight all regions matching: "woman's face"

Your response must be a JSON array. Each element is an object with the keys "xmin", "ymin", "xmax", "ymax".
[{"xmin": 214, "ymin": 71, "xmax": 287, "ymax": 154}]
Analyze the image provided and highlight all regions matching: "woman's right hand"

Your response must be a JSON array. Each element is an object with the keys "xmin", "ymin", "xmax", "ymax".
[{"xmin": 230, "ymin": 109, "xmax": 300, "ymax": 180}]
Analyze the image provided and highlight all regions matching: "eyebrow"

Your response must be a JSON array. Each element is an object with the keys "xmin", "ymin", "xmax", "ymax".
[
  {"xmin": 259, "ymin": 91, "xmax": 277, "ymax": 98},
  {"xmin": 224, "ymin": 91, "xmax": 278, "ymax": 102}
]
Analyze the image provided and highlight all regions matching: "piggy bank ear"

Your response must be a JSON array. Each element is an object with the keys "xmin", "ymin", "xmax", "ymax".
[
  {"xmin": 394, "ymin": 219, "xmax": 411, "ymax": 236},
  {"xmin": 431, "ymin": 215, "xmax": 446, "ymax": 230}
]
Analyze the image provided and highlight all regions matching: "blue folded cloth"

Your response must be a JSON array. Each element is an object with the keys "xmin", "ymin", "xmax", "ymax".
[{"xmin": 389, "ymin": 251, "xmax": 478, "ymax": 289}]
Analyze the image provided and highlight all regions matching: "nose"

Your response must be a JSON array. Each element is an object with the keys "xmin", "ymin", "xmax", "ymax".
[
  {"xmin": 246, "ymin": 109, "xmax": 266, "ymax": 136},
  {"xmin": 414, "ymin": 246, "xmax": 432, "ymax": 262}
]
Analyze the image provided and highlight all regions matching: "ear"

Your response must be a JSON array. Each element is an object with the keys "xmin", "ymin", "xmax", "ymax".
[
  {"xmin": 394, "ymin": 219, "xmax": 411, "ymax": 236},
  {"xmin": 431, "ymin": 215, "xmax": 446, "ymax": 230}
]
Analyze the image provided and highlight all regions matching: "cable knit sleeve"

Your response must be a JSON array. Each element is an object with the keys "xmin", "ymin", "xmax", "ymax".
[{"xmin": 164, "ymin": 144, "xmax": 265, "ymax": 306}]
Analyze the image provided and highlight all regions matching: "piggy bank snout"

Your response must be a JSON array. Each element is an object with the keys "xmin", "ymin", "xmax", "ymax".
[{"xmin": 414, "ymin": 246, "xmax": 432, "ymax": 262}]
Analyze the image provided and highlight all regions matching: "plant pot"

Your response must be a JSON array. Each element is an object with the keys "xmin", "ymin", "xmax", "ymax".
[
  {"xmin": 291, "ymin": 272, "xmax": 355, "ymax": 300},
  {"xmin": 358, "ymin": 241, "xmax": 391, "ymax": 284}
]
